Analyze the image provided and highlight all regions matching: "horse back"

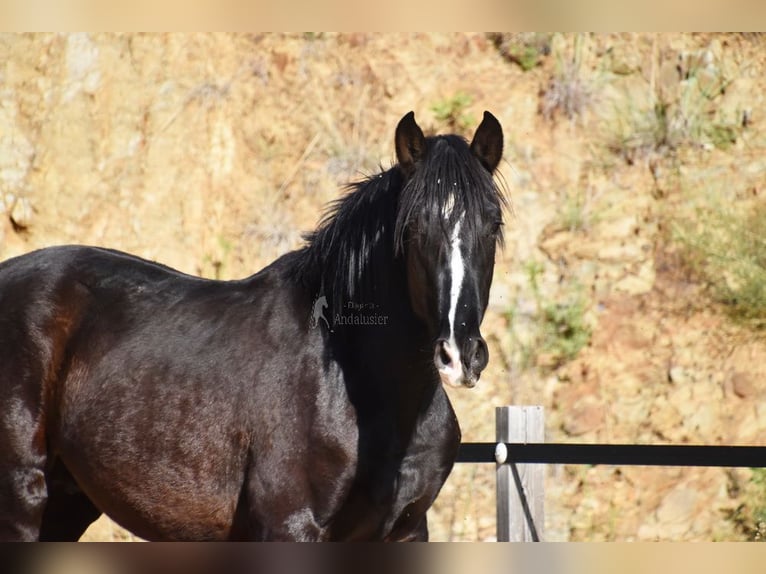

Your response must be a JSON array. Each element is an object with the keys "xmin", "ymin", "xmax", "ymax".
[
  {"xmin": 0, "ymin": 245, "xmax": 352, "ymax": 540},
  {"xmin": 0, "ymin": 245, "xmax": 201, "ymax": 408}
]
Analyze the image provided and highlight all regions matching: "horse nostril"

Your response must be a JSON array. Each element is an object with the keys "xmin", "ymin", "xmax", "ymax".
[
  {"xmin": 439, "ymin": 346, "xmax": 452, "ymax": 367},
  {"xmin": 467, "ymin": 337, "xmax": 489, "ymax": 373},
  {"xmin": 435, "ymin": 339, "xmax": 453, "ymax": 368}
]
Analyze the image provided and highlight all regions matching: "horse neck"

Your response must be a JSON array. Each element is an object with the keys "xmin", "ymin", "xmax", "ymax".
[
  {"xmin": 335, "ymin": 251, "xmax": 422, "ymax": 347},
  {"xmin": 331, "ymin": 257, "xmax": 439, "ymax": 432}
]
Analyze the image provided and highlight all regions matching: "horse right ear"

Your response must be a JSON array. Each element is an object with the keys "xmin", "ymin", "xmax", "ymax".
[{"xmin": 395, "ymin": 111, "xmax": 426, "ymax": 176}]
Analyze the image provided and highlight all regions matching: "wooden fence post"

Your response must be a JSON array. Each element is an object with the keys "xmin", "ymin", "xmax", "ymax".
[{"xmin": 495, "ymin": 405, "xmax": 545, "ymax": 542}]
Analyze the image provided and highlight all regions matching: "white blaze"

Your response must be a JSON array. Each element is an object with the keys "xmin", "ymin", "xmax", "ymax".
[
  {"xmin": 447, "ymin": 216, "xmax": 464, "ymax": 345},
  {"xmin": 441, "ymin": 192, "xmax": 455, "ymax": 219},
  {"xmin": 437, "ymin": 212, "xmax": 466, "ymax": 388}
]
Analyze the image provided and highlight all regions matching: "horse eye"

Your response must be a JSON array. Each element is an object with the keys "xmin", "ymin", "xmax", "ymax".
[{"xmin": 490, "ymin": 221, "xmax": 503, "ymax": 236}]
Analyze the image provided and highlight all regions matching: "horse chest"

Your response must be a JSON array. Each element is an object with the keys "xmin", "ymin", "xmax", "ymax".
[{"xmin": 328, "ymin": 395, "xmax": 459, "ymax": 541}]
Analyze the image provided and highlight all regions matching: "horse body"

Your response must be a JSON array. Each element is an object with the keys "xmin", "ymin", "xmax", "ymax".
[
  {"xmin": 0, "ymin": 246, "xmax": 457, "ymax": 541},
  {"xmin": 0, "ymin": 111, "xmax": 504, "ymax": 541}
]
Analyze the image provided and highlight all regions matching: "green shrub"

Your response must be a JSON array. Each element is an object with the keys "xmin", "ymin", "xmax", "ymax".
[
  {"xmin": 724, "ymin": 468, "xmax": 766, "ymax": 541},
  {"xmin": 509, "ymin": 261, "xmax": 592, "ymax": 372},
  {"xmin": 431, "ymin": 92, "xmax": 476, "ymax": 134},
  {"xmin": 675, "ymin": 201, "xmax": 766, "ymax": 329},
  {"xmin": 605, "ymin": 50, "xmax": 742, "ymax": 163},
  {"xmin": 488, "ymin": 32, "xmax": 551, "ymax": 72}
]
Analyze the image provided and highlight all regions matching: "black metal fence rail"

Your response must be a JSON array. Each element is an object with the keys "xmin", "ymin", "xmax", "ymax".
[
  {"xmin": 457, "ymin": 442, "xmax": 766, "ymax": 468},
  {"xmin": 456, "ymin": 407, "xmax": 766, "ymax": 541}
]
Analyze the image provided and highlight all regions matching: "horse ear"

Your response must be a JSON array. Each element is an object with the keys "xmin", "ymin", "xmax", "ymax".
[
  {"xmin": 470, "ymin": 111, "xmax": 503, "ymax": 173},
  {"xmin": 395, "ymin": 111, "xmax": 426, "ymax": 175}
]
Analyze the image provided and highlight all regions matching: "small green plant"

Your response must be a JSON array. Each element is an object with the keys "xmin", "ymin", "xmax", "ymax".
[
  {"xmin": 557, "ymin": 185, "xmax": 601, "ymax": 234},
  {"xmin": 431, "ymin": 92, "xmax": 476, "ymax": 134},
  {"xmin": 675, "ymin": 201, "xmax": 766, "ymax": 330},
  {"xmin": 560, "ymin": 193, "xmax": 587, "ymax": 233},
  {"xmin": 723, "ymin": 468, "xmax": 766, "ymax": 541},
  {"xmin": 539, "ymin": 293, "xmax": 592, "ymax": 367},
  {"xmin": 488, "ymin": 33, "xmax": 551, "ymax": 72},
  {"xmin": 509, "ymin": 260, "xmax": 592, "ymax": 372}
]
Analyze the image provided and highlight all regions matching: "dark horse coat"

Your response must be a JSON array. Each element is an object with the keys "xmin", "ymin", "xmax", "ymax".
[{"xmin": 0, "ymin": 111, "xmax": 506, "ymax": 541}]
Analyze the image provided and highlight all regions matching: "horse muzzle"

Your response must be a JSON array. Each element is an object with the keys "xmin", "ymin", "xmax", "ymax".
[{"xmin": 434, "ymin": 336, "xmax": 489, "ymax": 388}]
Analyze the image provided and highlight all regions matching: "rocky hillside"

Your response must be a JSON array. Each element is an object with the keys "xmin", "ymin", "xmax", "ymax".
[{"xmin": 2, "ymin": 33, "xmax": 766, "ymax": 541}]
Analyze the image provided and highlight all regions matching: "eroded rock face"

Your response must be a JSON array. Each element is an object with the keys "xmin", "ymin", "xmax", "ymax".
[{"xmin": 4, "ymin": 33, "xmax": 766, "ymax": 542}]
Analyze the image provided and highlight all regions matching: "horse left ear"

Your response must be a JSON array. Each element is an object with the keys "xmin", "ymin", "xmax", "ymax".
[{"xmin": 470, "ymin": 111, "xmax": 503, "ymax": 173}]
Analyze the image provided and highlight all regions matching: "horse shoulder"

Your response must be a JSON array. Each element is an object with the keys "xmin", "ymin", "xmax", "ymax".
[
  {"xmin": 384, "ymin": 385, "xmax": 461, "ymax": 541},
  {"xmin": 240, "ymin": 300, "xmax": 360, "ymax": 541}
]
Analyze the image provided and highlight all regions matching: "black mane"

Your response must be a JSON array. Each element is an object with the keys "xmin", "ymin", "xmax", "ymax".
[
  {"xmin": 292, "ymin": 166, "xmax": 403, "ymax": 312},
  {"xmin": 290, "ymin": 134, "xmax": 507, "ymax": 311}
]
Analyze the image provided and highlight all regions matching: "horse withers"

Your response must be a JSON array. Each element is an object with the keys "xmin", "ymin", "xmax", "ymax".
[{"xmin": 0, "ymin": 111, "xmax": 506, "ymax": 541}]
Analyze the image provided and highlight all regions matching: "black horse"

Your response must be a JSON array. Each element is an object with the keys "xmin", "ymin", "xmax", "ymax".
[{"xmin": 0, "ymin": 111, "xmax": 506, "ymax": 541}]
